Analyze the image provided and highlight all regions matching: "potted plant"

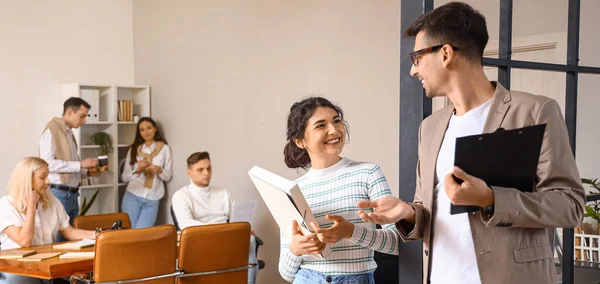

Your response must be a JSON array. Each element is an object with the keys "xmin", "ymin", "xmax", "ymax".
[
  {"xmin": 582, "ymin": 178, "xmax": 600, "ymax": 223},
  {"xmin": 80, "ymin": 189, "xmax": 100, "ymax": 216},
  {"xmin": 576, "ymin": 178, "xmax": 600, "ymax": 261},
  {"xmin": 81, "ymin": 132, "xmax": 113, "ymax": 216},
  {"xmin": 90, "ymin": 132, "xmax": 113, "ymax": 166}
]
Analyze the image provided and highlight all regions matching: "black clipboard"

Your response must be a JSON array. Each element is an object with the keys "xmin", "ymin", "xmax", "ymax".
[{"xmin": 450, "ymin": 124, "xmax": 546, "ymax": 215}]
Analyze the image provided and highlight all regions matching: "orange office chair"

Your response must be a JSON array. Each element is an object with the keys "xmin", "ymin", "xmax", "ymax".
[
  {"xmin": 70, "ymin": 224, "xmax": 179, "ymax": 284},
  {"xmin": 177, "ymin": 222, "xmax": 256, "ymax": 283},
  {"xmin": 73, "ymin": 212, "xmax": 131, "ymax": 231}
]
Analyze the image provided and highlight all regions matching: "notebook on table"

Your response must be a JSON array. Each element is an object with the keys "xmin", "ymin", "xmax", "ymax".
[
  {"xmin": 0, "ymin": 250, "xmax": 37, "ymax": 259},
  {"xmin": 52, "ymin": 239, "xmax": 95, "ymax": 250},
  {"xmin": 59, "ymin": 252, "xmax": 95, "ymax": 259},
  {"xmin": 18, "ymin": 252, "xmax": 62, "ymax": 262}
]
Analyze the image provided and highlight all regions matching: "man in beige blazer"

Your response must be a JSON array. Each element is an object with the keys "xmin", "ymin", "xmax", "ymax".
[{"xmin": 357, "ymin": 2, "xmax": 585, "ymax": 284}]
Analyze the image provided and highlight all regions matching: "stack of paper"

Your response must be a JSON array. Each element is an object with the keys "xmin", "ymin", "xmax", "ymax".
[
  {"xmin": 0, "ymin": 250, "xmax": 37, "ymax": 259},
  {"xmin": 59, "ymin": 252, "xmax": 95, "ymax": 259},
  {"xmin": 53, "ymin": 239, "xmax": 95, "ymax": 250},
  {"xmin": 18, "ymin": 252, "xmax": 62, "ymax": 262},
  {"xmin": 230, "ymin": 199, "xmax": 257, "ymax": 226}
]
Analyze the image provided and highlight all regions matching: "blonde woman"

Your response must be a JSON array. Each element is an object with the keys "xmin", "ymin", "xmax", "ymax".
[{"xmin": 0, "ymin": 157, "xmax": 96, "ymax": 284}]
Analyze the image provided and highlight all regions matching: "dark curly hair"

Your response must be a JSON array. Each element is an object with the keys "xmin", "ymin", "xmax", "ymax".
[{"xmin": 283, "ymin": 97, "xmax": 349, "ymax": 169}]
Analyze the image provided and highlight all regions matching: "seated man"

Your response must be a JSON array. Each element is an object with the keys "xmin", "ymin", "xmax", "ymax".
[{"xmin": 172, "ymin": 152, "xmax": 258, "ymax": 284}]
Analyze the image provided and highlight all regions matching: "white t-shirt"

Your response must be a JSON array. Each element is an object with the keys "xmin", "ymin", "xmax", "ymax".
[
  {"xmin": 0, "ymin": 196, "xmax": 70, "ymax": 250},
  {"xmin": 430, "ymin": 99, "xmax": 493, "ymax": 284},
  {"xmin": 171, "ymin": 182, "xmax": 232, "ymax": 230}
]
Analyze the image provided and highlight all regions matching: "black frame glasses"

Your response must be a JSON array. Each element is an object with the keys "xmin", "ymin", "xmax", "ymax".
[{"xmin": 409, "ymin": 44, "xmax": 460, "ymax": 66}]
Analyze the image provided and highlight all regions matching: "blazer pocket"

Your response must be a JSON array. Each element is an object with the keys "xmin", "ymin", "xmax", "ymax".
[{"xmin": 513, "ymin": 243, "xmax": 553, "ymax": 263}]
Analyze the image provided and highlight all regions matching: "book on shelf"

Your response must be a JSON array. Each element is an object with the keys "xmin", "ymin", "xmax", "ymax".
[
  {"xmin": 59, "ymin": 252, "xmax": 95, "ymax": 259},
  {"xmin": 52, "ymin": 239, "xmax": 95, "ymax": 250},
  {"xmin": 117, "ymin": 100, "xmax": 134, "ymax": 122},
  {"xmin": 117, "ymin": 100, "xmax": 122, "ymax": 121},
  {"xmin": 0, "ymin": 249, "xmax": 37, "ymax": 259},
  {"xmin": 18, "ymin": 252, "xmax": 62, "ymax": 262}
]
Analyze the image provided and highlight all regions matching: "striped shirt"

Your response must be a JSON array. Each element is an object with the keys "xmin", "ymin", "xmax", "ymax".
[{"xmin": 278, "ymin": 158, "xmax": 400, "ymax": 282}]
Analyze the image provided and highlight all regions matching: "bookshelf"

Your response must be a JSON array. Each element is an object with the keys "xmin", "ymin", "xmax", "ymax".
[{"xmin": 61, "ymin": 83, "xmax": 150, "ymax": 215}]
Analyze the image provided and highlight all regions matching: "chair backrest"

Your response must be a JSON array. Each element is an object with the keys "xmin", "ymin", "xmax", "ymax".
[
  {"xmin": 94, "ymin": 224, "xmax": 178, "ymax": 284},
  {"xmin": 178, "ymin": 222, "xmax": 251, "ymax": 284},
  {"xmin": 73, "ymin": 212, "xmax": 132, "ymax": 231},
  {"xmin": 170, "ymin": 205, "xmax": 181, "ymax": 231}
]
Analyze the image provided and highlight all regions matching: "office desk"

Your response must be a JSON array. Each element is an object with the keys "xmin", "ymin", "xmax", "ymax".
[{"xmin": 0, "ymin": 242, "xmax": 94, "ymax": 280}]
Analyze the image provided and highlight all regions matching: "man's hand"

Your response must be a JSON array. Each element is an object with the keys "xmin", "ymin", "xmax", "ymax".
[
  {"xmin": 444, "ymin": 166, "xmax": 494, "ymax": 208},
  {"xmin": 288, "ymin": 220, "xmax": 326, "ymax": 256},
  {"xmin": 311, "ymin": 215, "xmax": 354, "ymax": 244},
  {"xmin": 81, "ymin": 158, "xmax": 98, "ymax": 169},
  {"xmin": 88, "ymin": 165, "xmax": 109, "ymax": 177},
  {"xmin": 357, "ymin": 196, "xmax": 415, "ymax": 225}
]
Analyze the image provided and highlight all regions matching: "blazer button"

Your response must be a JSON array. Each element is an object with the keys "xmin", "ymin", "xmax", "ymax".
[{"xmin": 424, "ymin": 249, "xmax": 429, "ymax": 256}]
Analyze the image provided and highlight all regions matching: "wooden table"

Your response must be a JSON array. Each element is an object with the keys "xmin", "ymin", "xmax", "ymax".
[{"xmin": 0, "ymin": 242, "xmax": 94, "ymax": 280}]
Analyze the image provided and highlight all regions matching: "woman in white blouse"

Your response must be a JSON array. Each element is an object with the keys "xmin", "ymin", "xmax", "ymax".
[
  {"xmin": 121, "ymin": 117, "xmax": 173, "ymax": 228},
  {"xmin": 0, "ymin": 157, "xmax": 96, "ymax": 284}
]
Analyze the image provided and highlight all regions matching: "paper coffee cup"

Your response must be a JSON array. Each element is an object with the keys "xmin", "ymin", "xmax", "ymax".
[{"xmin": 98, "ymin": 155, "xmax": 108, "ymax": 167}]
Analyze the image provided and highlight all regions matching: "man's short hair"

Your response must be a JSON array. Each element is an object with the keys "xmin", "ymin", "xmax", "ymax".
[
  {"xmin": 187, "ymin": 152, "xmax": 210, "ymax": 168},
  {"xmin": 63, "ymin": 97, "xmax": 91, "ymax": 115},
  {"xmin": 404, "ymin": 1, "xmax": 489, "ymax": 64}
]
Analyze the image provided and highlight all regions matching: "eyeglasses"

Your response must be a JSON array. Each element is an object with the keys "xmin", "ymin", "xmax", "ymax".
[{"xmin": 410, "ymin": 44, "xmax": 460, "ymax": 66}]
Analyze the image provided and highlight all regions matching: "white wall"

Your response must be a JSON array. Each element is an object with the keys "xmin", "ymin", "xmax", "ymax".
[
  {"xmin": 132, "ymin": 0, "xmax": 400, "ymax": 282},
  {"xmin": 0, "ymin": 0, "xmax": 135, "ymax": 195},
  {"xmin": 0, "ymin": 0, "xmax": 598, "ymax": 282}
]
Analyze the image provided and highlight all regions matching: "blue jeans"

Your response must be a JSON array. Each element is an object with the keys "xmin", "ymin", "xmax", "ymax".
[
  {"xmin": 50, "ymin": 187, "xmax": 79, "ymax": 242},
  {"xmin": 293, "ymin": 268, "xmax": 374, "ymax": 284},
  {"xmin": 121, "ymin": 191, "xmax": 159, "ymax": 228},
  {"xmin": 248, "ymin": 235, "xmax": 258, "ymax": 284}
]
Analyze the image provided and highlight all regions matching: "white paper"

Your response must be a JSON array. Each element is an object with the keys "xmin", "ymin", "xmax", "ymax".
[{"xmin": 230, "ymin": 199, "xmax": 257, "ymax": 226}]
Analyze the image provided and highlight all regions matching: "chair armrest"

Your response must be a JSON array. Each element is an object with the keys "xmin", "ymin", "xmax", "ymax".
[{"xmin": 254, "ymin": 235, "xmax": 263, "ymax": 246}]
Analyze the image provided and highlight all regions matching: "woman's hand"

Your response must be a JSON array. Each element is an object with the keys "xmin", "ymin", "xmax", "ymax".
[
  {"xmin": 135, "ymin": 160, "xmax": 150, "ymax": 173},
  {"xmin": 147, "ymin": 165, "xmax": 163, "ymax": 174},
  {"xmin": 288, "ymin": 220, "xmax": 326, "ymax": 256},
  {"xmin": 26, "ymin": 191, "xmax": 40, "ymax": 209},
  {"xmin": 312, "ymin": 214, "xmax": 354, "ymax": 244},
  {"xmin": 88, "ymin": 230, "xmax": 98, "ymax": 240}
]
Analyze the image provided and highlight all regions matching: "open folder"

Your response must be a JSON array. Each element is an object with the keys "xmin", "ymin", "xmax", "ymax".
[
  {"xmin": 450, "ymin": 124, "xmax": 546, "ymax": 215},
  {"xmin": 248, "ymin": 166, "xmax": 332, "ymax": 258}
]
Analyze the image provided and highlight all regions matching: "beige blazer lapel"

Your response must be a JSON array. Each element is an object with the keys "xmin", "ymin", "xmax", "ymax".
[
  {"xmin": 422, "ymin": 107, "xmax": 453, "ymax": 206},
  {"xmin": 483, "ymin": 82, "xmax": 512, "ymax": 133}
]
